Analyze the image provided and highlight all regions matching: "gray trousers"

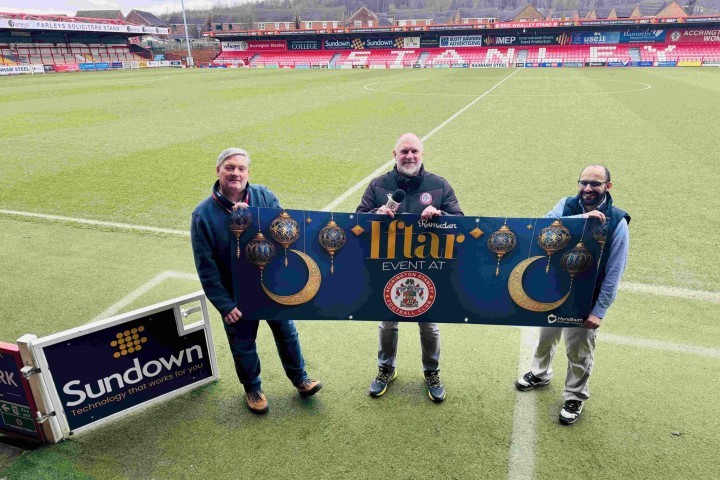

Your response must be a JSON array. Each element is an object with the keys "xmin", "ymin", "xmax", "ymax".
[
  {"xmin": 530, "ymin": 326, "xmax": 597, "ymax": 402},
  {"xmin": 378, "ymin": 321, "xmax": 440, "ymax": 373}
]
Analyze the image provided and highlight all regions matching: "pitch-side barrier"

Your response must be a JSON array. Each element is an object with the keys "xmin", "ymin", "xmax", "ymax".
[{"xmin": 0, "ymin": 292, "xmax": 218, "ymax": 443}]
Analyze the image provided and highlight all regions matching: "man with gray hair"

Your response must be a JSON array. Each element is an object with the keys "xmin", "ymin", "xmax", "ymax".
[{"xmin": 191, "ymin": 148, "xmax": 322, "ymax": 415}]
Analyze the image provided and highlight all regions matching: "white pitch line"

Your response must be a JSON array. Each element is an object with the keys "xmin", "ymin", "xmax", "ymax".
[
  {"xmin": 601, "ymin": 333, "xmax": 720, "ymax": 358},
  {"xmin": 91, "ymin": 270, "xmax": 198, "ymax": 322},
  {"xmin": 0, "ymin": 209, "xmax": 189, "ymax": 236},
  {"xmin": 619, "ymin": 281, "xmax": 720, "ymax": 304},
  {"xmin": 321, "ymin": 68, "xmax": 521, "ymax": 212},
  {"xmin": 508, "ymin": 328, "xmax": 539, "ymax": 480}
]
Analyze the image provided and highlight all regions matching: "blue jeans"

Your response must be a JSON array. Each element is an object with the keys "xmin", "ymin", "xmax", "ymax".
[{"xmin": 223, "ymin": 319, "xmax": 308, "ymax": 393}]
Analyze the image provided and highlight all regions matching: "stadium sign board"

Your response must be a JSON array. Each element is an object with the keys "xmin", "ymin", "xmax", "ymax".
[
  {"xmin": 0, "ymin": 343, "xmax": 44, "ymax": 442},
  {"xmin": 439, "ymin": 35, "xmax": 483, "ymax": 47},
  {"xmin": 23, "ymin": 292, "xmax": 218, "ymax": 436},
  {"xmin": 324, "ymin": 39, "xmax": 353, "ymax": 50},
  {"xmin": 289, "ymin": 40, "xmax": 321, "ymax": 50},
  {"xmin": 619, "ymin": 29, "xmax": 666, "ymax": 43},
  {"xmin": 669, "ymin": 29, "xmax": 720, "ymax": 43},
  {"xmin": 0, "ymin": 19, "xmax": 168, "ymax": 34},
  {"xmin": 483, "ymin": 33, "xmax": 571, "ymax": 46},
  {"xmin": 572, "ymin": 31, "xmax": 621, "ymax": 45}
]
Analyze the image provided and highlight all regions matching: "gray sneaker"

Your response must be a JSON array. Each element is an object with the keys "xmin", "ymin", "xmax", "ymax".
[
  {"xmin": 559, "ymin": 400, "xmax": 584, "ymax": 425},
  {"xmin": 424, "ymin": 370, "xmax": 446, "ymax": 403},
  {"xmin": 369, "ymin": 367, "xmax": 397, "ymax": 397},
  {"xmin": 515, "ymin": 371, "xmax": 550, "ymax": 391}
]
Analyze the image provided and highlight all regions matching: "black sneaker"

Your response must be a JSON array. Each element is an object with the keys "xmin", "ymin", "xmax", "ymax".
[
  {"xmin": 369, "ymin": 367, "xmax": 397, "ymax": 397},
  {"xmin": 424, "ymin": 370, "xmax": 446, "ymax": 403},
  {"xmin": 559, "ymin": 400, "xmax": 584, "ymax": 425},
  {"xmin": 515, "ymin": 371, "xmax": 551, "ymax": 391}
]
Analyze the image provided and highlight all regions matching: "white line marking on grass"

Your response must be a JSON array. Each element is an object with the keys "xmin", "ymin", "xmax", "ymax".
[
  {"xmin": 324, "ymin": 68, "xmax": 521, "ymax": 211},
  {"xmin": 0, "ymin": 209, "xmax": 189, "ymax": 236},
  {"xmin": 601, "ymin": 333, "xmax": 720, "ymax": 358},
  {"xmin": 364, "ymin": 78, "xmax": 651, "ymax": 98},
  {"xmin": 91, "ymin": 270, "xmax": 198, "ymax": 322},
  {"xmin": 0, "ymin": 75, "xmax": 171, "ymax": 90},
  {"xmin": 508, "ymin": 328, "xmax": 539, "ymax": 480},
  {"xmin": 619, "ymin": 281, "xmax": 720, "ymax": 304}
]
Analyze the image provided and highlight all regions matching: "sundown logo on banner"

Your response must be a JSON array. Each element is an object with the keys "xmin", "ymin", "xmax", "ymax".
[{"xmin": 32, "ymin": 293, "xmax": 217, "ymax": 433}]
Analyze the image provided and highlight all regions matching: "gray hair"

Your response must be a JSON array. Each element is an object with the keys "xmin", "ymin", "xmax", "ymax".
[{"xmin": 216, "ymin": 148, "xmax": 251, "ymax": 167}]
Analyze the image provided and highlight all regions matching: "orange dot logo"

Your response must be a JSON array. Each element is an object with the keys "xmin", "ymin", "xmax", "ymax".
[{"xmin": 110, "ymin": 326, "xmax": 148, "ymax": 358}]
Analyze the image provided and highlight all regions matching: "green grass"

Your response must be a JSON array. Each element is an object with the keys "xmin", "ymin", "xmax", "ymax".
[{"xmin": 0, "ymin": 67, "xmax": 719, "ymax": 479}]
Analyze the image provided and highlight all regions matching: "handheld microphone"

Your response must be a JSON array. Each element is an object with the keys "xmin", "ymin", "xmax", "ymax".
[{"xmin": 385, "ymin": 189, "xmax": 406, "ymax": 213}]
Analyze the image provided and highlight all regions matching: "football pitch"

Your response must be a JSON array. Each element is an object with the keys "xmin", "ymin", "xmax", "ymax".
[{"xmin": 1, "ymin": 67, "xmax": 719, "ymax": 479}]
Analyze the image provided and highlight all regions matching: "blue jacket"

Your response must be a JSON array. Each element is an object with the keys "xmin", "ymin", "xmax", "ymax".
[
  {"xmin": 546, "ymin": 192, "xmax": 630, "ymax": 318},
  {"xmin": 191, "ymin": 181, "xmax": 280, "ymax": 316}
]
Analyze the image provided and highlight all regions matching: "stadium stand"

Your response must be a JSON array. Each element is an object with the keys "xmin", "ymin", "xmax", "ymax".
[
  {"xmin": 220, "ymin": 42, "xmax": 720, "ymax": 69},
  {"xmin": 0, "ymin": 42, "xmax": 147, "ymax": 65}
]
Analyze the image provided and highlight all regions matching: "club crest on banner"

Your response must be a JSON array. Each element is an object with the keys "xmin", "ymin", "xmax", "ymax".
[{"xmin": 384, "ymin": 271, "xmax": 436, "ymax": 317}]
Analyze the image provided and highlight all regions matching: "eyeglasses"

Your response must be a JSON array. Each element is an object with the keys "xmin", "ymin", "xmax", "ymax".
[{"xmin": 578, "ymin": 180, "xmax": 607, "ymax": 189}]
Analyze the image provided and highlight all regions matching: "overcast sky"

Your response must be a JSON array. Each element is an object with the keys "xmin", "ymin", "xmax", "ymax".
[{"xmin": 0, "ymin": 0, "xmax": 248, "ymax": 17}]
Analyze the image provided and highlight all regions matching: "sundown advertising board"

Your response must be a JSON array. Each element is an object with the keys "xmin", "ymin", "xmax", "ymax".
[
  {"xmin": 28, "ymin": 292, "xmax": 218, "ymax": 435},
  {"xmin": 669, "ymin": 29, "xmax": 720, "ymax": 43}
]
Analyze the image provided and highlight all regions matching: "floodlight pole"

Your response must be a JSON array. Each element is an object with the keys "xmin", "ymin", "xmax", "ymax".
[{"xmin": 180, "ymin": 0, "xmax": 194, "ymax": 67}]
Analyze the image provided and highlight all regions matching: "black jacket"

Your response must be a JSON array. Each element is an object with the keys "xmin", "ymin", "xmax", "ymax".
[{"xmin": 356, "ymin": 165, "xmax": 464, "ymax": 216}]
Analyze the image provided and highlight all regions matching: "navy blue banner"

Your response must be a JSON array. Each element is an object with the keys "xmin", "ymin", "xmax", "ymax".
[
  {"xmin": 290, "ymin": 40, "xmax": 320, "ymax": 50},
  {"xmin": 42, "ymin": 309, "xmax": 213, "ymax": 431},
  {"xmin": 572, "ymin": 31, "xmax": 621, "ymax": 45},
  {"xmin": 232, "ymin": 209, "xmax": 604, "ymax": 327},
  {"xmin": 619, "ymin": 29, "xmax": 665, "ymax": 44}
]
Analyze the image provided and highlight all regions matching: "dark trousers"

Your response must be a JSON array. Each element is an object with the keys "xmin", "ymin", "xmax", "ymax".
[{"xmin": 223, "ymin": 319, "xmax": 308, "ymax": 393}]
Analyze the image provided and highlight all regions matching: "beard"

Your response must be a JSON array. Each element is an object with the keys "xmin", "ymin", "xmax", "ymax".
[
  {"xmin": 581, "ymin": 191, "xmax": 604, "ymax": 207},
  {"xmin": 397, "ymin": 162, "xmax": 421, "ymax": 177}
]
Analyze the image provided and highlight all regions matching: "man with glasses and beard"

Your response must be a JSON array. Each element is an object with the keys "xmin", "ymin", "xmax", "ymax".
[
  {"xmin": 356, "ymin": 133, "xmax": 463, "ymax": 403},
  {"xmin": 514, "ymin": 164, "xmax": 630, "ymax": 425}
]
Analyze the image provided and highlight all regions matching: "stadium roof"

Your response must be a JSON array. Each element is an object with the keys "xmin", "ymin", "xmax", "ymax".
[
  {"xmin": 456, "ymin": 8, "xmax": 502, "ymax": 18},
  {"xmin": 298, "ymin": 7, "xmax": 345, "ymax": 21},
  {"xmin": 253, "ymin": 9, "xmax": 296, "ymax": 22},
  {"xmin": 126, "ymin": 9, "xmax": 166, "ymax": 27},
  {"xmin": 166, "ymin": 13, "xmax": 209, "ymax": 24},
  {"xmin": 75, "ymin": 10, "xmax": 124, "ymax": 20}
]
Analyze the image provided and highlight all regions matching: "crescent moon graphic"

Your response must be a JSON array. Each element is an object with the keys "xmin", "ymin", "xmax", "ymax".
[
  {"xmin": 508, "ymin": 256, "xmax": 570, "ymax": 312},
  {"xmin": 262, "ymin": 249, "xmax": 321, "ymax": 306}
]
